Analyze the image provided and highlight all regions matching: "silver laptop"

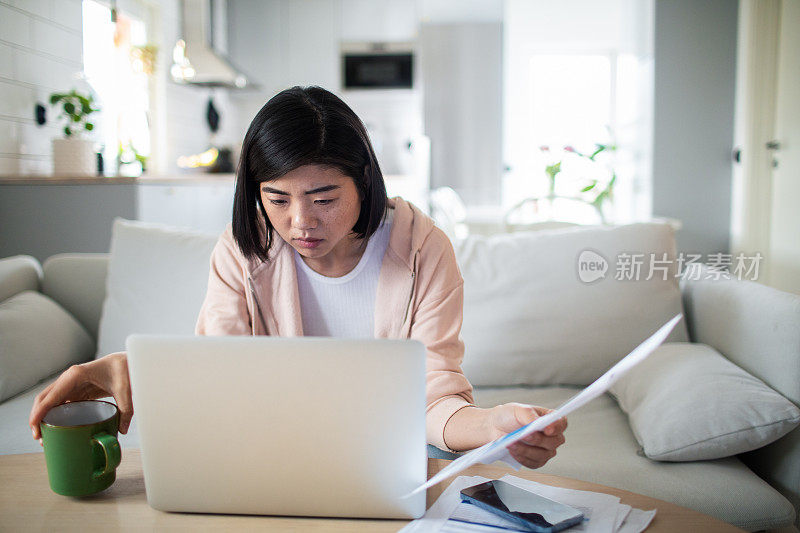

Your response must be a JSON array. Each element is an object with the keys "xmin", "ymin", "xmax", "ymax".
[{"xmin": 126, "ymin": 335, "xmax": 427, "ymax": 519}]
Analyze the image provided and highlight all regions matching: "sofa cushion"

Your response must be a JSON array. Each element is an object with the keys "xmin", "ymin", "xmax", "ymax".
[
  {"xmin": 457, "ymin": 223, "xmax": 688, "ymax": 387},
  {"xmin": 0, "ymin": 291, "xmax": 94, "ymax": 402},
  {"xmin": 473, "ymin": 386, "xmax": 797, "ymax": 531},
  {"xmin": 610, "ymin": 342, "xmax": 800, "ymax": 461},
  {"xmin": 42, "ymin": 254, "xmax": 109, "ymax": 340},
  {"xmin": 0, "ymin": 255, "xmax": 41, "ymax": 303},
  {"xmin": 95, "ymin": 219, "xmax": 217, "ymax": 358}
]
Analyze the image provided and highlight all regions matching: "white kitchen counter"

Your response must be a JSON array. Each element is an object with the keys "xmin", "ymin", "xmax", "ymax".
[{"xmin": 0, "ymin": 173, "xmax": 236, "ymax": 185}]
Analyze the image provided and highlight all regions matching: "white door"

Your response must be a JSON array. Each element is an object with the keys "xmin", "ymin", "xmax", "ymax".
[{"xmin": 767, "ymin": 0, "xmax": 800, "ymax": 293}]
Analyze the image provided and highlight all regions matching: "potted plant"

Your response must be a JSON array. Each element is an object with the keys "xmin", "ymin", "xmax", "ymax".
[{"xmin": 50, "ymin": 89, "xmax": 99, "ymax": 176}]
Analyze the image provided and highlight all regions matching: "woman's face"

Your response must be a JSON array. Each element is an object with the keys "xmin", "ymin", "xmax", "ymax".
[{"xmin": 260, "ymin": 164, "xmax": 363, "ymax": 267}]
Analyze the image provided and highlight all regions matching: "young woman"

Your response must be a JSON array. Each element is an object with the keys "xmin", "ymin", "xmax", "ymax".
[{"xmin": 29, "ymin": 86, "xmax": 566, "ymax": 467}]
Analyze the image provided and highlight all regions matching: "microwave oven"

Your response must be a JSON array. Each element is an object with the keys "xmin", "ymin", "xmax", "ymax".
[{"xmin": 341, "ymin": 43, "xmax": 414, "ymax": 89}]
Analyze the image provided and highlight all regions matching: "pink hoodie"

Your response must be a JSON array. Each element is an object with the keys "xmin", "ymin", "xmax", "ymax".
[{"xmin": 195, "ymin": 196, "xmax": 475, "ymax": 450}]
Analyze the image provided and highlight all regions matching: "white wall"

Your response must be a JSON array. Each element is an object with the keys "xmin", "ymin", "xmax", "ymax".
[
  {"xmin": 419, "ymin": 0, "xmax": 502, "ymax": 24},
  {"xmin": 0, "ymin": 0, "xmax": 85, "ymax": 175}
]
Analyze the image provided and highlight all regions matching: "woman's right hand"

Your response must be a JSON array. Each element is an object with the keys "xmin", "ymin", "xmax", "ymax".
[{"xmin": 29, "ymin": 352, "xmax": 133, "ymax": 443}]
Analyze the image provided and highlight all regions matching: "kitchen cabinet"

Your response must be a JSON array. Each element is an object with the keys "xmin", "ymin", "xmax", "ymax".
[
  {"xmin": 137, "ymin": 182, "xmax": 234, "ymax": 234},
  {"xmin": 340, "ymin": 0, "xmax": 418, "ymax": 42},
  {"xmin": 0, "ymin": 176, "xmax": 235, "ymax": 262}
]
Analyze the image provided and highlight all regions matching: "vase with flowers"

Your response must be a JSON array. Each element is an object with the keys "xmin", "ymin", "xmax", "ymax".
[{"xmin": 505, "ymin": 141, "xmax": 617, "ymax": 229}]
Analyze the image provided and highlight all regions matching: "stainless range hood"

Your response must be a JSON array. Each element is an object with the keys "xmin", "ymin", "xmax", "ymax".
[{"xmin": 171, "ymin": 0, "xmax": 253, "ymax": 89}]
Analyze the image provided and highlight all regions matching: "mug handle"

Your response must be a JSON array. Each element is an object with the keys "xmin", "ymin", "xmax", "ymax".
[{"xmin": 91, "ymin": 432, "xmax": 121, "ymax": 478}]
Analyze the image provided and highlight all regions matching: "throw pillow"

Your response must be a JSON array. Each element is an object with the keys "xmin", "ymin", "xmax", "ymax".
[
  {"xmin": 457, "ymin": 223, "xmax": 689, "ymax": 387},
  {"xmin": 95, "ymin": 218, "xmax": 218, "ymax": 358},
  {"xmin": 610, "ymin": 342, "xmax": 800, "ymax": 461},
  {"xmin": 0, "ymin": 291, "xmax": 94, "ymax": 402}
]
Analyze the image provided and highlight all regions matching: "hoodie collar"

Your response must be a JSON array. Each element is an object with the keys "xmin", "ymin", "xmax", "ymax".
[{"xmin": 385, "ymin": 196, "xmax": 432, "ymax": 271}]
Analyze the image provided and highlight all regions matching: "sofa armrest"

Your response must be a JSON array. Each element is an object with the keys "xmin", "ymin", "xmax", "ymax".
[
  {"xmin": 0, "ymin": 255, "xmax": 41, "ymax": 303},
  {"xmin": 680, "ymin": 267, "xmax": 800, "ymax": 405},
  {"xmin": 42, "ymin": 254, "xmax": 109, "ymax": 341},
  {"xmin": 681, "ymin": 266, "xmax": 800, "ymax": 527}
]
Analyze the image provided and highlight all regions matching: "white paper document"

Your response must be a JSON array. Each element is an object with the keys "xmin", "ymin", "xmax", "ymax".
[
  {"xmin": 408, "ymin": 314, "xmax": 682, "ymax": 496},
  {"xmin": 614, "ymin": 504, "xmax": 632, "ymax": 531},
  {"xmin": 401, "ymin": 474, "xmax": 656, "ymax": 533},
  {"xmin": 617, "ymin": 508, "xmax": 657, "ymax": 533}
]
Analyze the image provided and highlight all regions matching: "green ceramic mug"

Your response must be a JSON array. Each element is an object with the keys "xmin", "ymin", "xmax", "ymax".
[{"xmin": 40, "ymin": 400, "xmax": 122, "ymax": 497}]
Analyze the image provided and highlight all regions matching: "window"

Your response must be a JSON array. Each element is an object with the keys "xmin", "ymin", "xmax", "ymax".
[
  {"xmin": 502, "ymin": 0, "xmax": 654, "ymax": 225},
  {"xmin": 82, "ymin": 0, "xmax": 151, "ymax": 176},
  {"xmin": 529, "ymin": 54, "xmax": 612, "ymax": 153}
]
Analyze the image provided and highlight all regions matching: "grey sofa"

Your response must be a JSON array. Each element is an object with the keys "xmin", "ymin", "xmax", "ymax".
[{"xmin": 0, "ymin": 226, "xmax": 798, "ymax": 531}]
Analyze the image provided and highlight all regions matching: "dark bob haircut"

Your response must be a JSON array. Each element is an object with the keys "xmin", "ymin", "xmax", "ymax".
[{"xmin": 232, "ymin": 86, "xmax": 388, "ymax": 262}]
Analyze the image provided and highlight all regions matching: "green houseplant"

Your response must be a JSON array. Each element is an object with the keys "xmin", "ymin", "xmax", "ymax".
[{"xmin": 49, "ymin": 89, "xmax": 100, "ymax": 177}]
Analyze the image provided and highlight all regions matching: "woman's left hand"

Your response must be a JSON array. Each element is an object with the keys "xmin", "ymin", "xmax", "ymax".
[{"xmin": 488, "ymin": 403, "xmax": 567, "ymax": 469}]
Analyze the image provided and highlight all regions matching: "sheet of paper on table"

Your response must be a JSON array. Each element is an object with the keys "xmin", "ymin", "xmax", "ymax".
[
  {"xmin": 408, "ymin": 314, "xmax": 683, "ymax": 496},
  {"xmin": 399, "ymin": 474, "xmax": 656, "ymax": 533}
]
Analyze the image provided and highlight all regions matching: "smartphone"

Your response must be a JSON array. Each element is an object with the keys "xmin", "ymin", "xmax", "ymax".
[{"xmin": 460, "ymin": 480, "xmax": 584, "ymax": 533}]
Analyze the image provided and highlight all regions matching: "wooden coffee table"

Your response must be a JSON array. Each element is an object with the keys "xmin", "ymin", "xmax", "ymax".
[{"xmin": 0, "ymin": 449, "xmax": 745, "ymax": 531}]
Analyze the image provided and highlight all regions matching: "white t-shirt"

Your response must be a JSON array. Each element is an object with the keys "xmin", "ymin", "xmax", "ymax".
[{"xmin": 294, "ymin": 209, "xmax": 393, "ymax": 338}]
